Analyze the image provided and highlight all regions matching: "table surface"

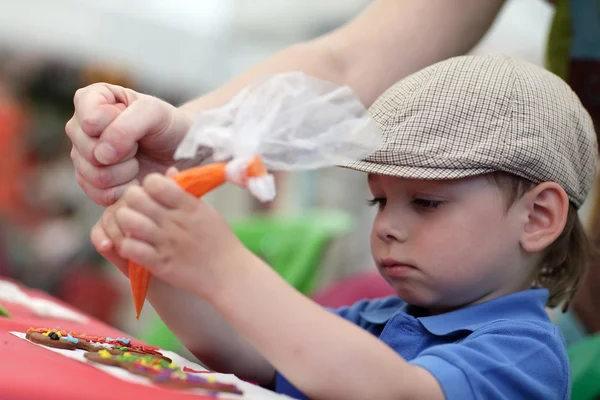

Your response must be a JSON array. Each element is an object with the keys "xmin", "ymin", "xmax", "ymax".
[{"xmin": 0, "ymin": 278, "xmax": 243, "ymax": 400}]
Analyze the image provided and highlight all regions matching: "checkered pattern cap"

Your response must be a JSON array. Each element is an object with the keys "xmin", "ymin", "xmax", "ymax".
[{"xmin": 344, "ymin": 55, "xmax": 597, "ymax": 207}]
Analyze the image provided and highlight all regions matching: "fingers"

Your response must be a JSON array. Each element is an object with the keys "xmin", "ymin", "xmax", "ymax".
[
  {"xmin": 75, "ymin": 171, "xmax": 138, "ymax": 207},
  {"xmin": 66, "ymin": 122, "xmax": 101, "ymax": 166},
  {"xmin": 118, "ymin": 238, "xmax": 160, "ymax": 271},
  {"xmin": 70, "ymin": 83, "xmax": 142, "ymax": 165},
  {"xmin": 72, "ymin": 83, "xmax": 131, "ymax": 137},
  {"xmin": 68, "ymin": 127, "xmax": 137, "ymax": 168},
  {"xmin": 142, "ymin": 173, "xmax": 196, "ymax": 210},
  {"xmin": 115, "ymin": 207, "xmax": 161, "ymax": 246},
  {"xmin": 121, "ymin": 185, "xmax": 165, "ymax": 222},
  {"xmin": 165, "ymin": 166, "xmax": 180, "ymax": 178},
  {"xmin": 94, "ymin": 97, "xmax": 176, "ymax": 165},
  {"xmin": 90, "ymin": 220, "xmax": 129, "ymax": 276},
  {"xmin": 68, "ymin": 83, "xmax": 140, "ymax": 205},
  {"xmin": 91, "ymin": 192, "xmax": 161, "ymax": 277},
  {"xmin": 72, "ymin": 148, "xmax": 139, "ymax": 189}
]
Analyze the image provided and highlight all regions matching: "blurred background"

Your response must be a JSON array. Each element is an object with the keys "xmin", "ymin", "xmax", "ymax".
[{"xmin": 0, "ymin": 0, "xmax": 563, "ymax": 342}]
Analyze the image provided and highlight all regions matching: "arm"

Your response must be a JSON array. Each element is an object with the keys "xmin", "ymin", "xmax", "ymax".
[
  {"xmin": 91, "ymin": 197, "xmax": 275, "ymax": 384},
  {"xmin": 68, "ymin": 0, "xmax": 504, "ymax": 206},
  {"xmin": 146, "ymin": 279, "xmax": 275, "ymax": 384},
  {"xmin": 207, "ymin": 256, "xmax": 444, "ymax": 400},
  {"xmin": 180, "ymin": 0, "xmax": 505, "ymax": 115}
]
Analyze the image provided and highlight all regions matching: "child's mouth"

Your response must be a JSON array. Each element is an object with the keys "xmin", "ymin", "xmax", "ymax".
[{"xmin": 380, "ymin": 258, "xmax": 416, "ymax": 278}]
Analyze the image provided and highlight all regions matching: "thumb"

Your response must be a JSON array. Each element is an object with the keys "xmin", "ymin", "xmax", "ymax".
[{"xmin": 94, "ymin": 96, "xmax": 175, "ymax": 165}]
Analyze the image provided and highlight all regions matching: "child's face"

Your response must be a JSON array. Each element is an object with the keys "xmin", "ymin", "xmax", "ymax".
[{"xmin": 368, "ymin": 174, "xmax": 532, "ymax": 314}]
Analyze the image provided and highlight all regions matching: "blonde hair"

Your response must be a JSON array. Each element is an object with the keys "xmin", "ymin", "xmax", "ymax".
[{"xmin": 488, "ymin": 172, "xmax": 593, "ymax": 311}]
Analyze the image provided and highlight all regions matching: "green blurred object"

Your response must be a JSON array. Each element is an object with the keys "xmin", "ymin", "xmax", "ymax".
[
  {"xmin": 0, "ymin": 305, "xmax": 10, "ymax": 318},
  {"xmin": 140, "ymin": 210, "xmax": 354, "ymax": 352},
  {"xmin": 230, "ymin": 210, "xmax": 353, "ymax": 295},
  {"xmin": 569, "ymin": 333, "xmax": 600, "ymax": 400},
  {"xmin": 545, "ymin": 0, "xmax": 572, "ymax": 80}
]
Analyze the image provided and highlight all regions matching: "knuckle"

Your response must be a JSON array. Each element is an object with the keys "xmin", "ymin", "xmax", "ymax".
[
  {"xmin": 102, "ymin": 189, "xmax": 118, "ymax": 207},
  {"xmin": 141, "ymin": 174, "xmax": 156, "ymax": 190},
  {"xmin": 81, "ymin": 116, "xmax": 99, "ymax": 134},
  {"xmin": 76, "ymin": 173, "xmax": 110, "ymax": 206},
  {"xmin": 65, "ymin": 119, "xmax": 74, "ymax": 138},
  {"xmin": 96, "ymin": 197, "xmax": 112, "ymax": 207},
  {"xmin": 90, "ymin": 167, "xmax": 111, "ymax": 189},
  {"xmin": 73, "ymin": 88, "xmax": 84, "ymax": 104},
  {"xmin": 122, "ymin": 186, "xmax": 144, "ymax": 208},
  {"xmin": 154, "ymin": 253, "xmax": 172, "ymax": 276},
  {"xmin": 70, "ymin": 147, "xmax": 78, "ymax": 163},
  {"xmin": 90, "ymin": 224, "xmax": 106, "ymax": 249},
  {"xmin": 74, "ymin": 171, "xmax": 85, "ymax": 189},
  {"xmin": 101, "ymin": 209, "xmax": 116, "ymax": 231}
]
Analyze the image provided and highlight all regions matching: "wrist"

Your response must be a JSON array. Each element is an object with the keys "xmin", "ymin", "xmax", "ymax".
[
  {"xmin": 177, "ymin": 103, "xmax": 199, "ymax": 121},
  {"xmin": 207, "ymin": 247, "xmax": 268, "ymax": 308}
]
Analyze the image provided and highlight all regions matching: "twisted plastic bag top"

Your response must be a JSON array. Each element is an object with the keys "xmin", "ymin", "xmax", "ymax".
[{"xmin": 173, "ymin": 72, "xmax": 382, "ymax": 170}]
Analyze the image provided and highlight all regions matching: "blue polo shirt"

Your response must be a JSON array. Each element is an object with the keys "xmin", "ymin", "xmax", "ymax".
[{"xmin": 275, "ymin": 289, "xmax": 570, "ymax": 399}]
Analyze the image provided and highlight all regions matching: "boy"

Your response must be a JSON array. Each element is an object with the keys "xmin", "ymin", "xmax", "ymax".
[{"xmin": 92, "ymin": 55, "xmax": 596, "ymax": 399}]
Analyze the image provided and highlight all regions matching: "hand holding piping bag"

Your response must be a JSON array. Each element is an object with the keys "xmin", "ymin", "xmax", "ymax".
[
  {"xmin": 124, "ymin": 72, "xmax": 382, "ymax": 319},
  {"xmin": 128, "ymin": 156, "xmax": 271, "ymax": 319}
]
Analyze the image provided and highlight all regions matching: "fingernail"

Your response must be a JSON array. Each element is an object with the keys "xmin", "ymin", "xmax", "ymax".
[
  {"xmin": 95, "ymin": 142, "xmax": 117, "ymax": 165},
  {"xmin": 99, "ymin": 240, "xmax": 112, "ymax": 250}
]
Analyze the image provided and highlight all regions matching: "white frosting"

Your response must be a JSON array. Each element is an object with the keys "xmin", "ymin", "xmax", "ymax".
[{"xmin": 89, "ymin": 341, "xmax": 113, "ymax": 349}]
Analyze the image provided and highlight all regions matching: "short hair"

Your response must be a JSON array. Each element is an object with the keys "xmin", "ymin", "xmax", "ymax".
[{"xmin": 488, "ymin": 172, "xmax": 593, "ymax": 311}]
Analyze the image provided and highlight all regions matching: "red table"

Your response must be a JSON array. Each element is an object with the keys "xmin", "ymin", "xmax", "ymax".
[{"xmin": 0, "ymin": 278, "xmax": 214, "ymax": 400}]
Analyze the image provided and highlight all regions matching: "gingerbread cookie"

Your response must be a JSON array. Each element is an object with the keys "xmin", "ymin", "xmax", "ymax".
[
  {"xmin": 26, "ymin": 331, "xmax": 79, "ymax": 350},
  {"xmin": 26, "ymin": 328, "xmax": 170, "ymax": 361},
  {"xmin": 77, "ymin": 339, "xmax": 121, "ymax": 354},
  {"xmin": 85, "ymin": 350, "xmax": 243, "ymax": 395},
  {"xmin": 152, "ymin": 370, "xmax": 244, "ymax": 394},
  {"xmin": 83, "ymin": 349, "xmax": 125, "ymax": 367},
  {"xmin": 84, "ymin": 350, "xmax": 177, "ymax": 372}
]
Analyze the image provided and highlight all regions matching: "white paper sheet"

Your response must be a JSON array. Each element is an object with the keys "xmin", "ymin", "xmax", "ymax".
[
  {"xmin": 0, "ymin": 281, "xmax": 88, "ymax": 323},
  {"xmin": 10, "ymin": 332, "xmax": 293, "ymax": 399}
]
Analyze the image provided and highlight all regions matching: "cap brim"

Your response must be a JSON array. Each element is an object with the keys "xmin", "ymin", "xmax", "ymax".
[{"xmin": 340, "ymin": 160, "xmax": 495, "ymax": 181}]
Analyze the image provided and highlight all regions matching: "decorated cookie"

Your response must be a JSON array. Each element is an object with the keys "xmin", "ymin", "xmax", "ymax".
[
  {"xmin": 85, "ymin": 350, "xmax": 176, "ymax": 372},
  {"xmin": 152, "ymin": 370, "xmax": 243, "ymax": 394},
  {"xmin": 84, "ymin": 350, "xmax": 243, "ymax": 395},
  {"xmin": 83, "ymin": 349, "xmax": 125, "ymax": 367},
  {"xmin": 25, "ymin": 331, "xmax": 78, "ymax": 350},
  {"xmin": 77, "ymin": 339, "xmax": 121, "ymax": 354},
  {"xmin": 26, "ymin": 328, "xmax": 170, "ymax": 361}
]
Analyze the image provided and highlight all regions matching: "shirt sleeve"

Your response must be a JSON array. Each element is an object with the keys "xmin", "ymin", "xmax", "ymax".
[{"xmin": 410, "ymin": 323, "xmax": 570, "ymax": 400}]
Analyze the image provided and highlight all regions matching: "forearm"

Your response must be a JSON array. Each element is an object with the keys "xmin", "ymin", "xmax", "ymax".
[
  {"xmin": 209, "ymin": 258, "xmax": 441, "ymax": 399},
  {"xmin": 146, "ymin": 277, "xmax": 274, "ymax": 384},
  {"xmin": 179, "ymin": 0, "xmax": 504, "ymax": 117},
  {"xmin": 178, "ymin": 41, "xmax": 342, "ymax": 116}
]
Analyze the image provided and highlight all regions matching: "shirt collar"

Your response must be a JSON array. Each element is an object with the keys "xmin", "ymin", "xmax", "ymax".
[{"xmin": 359, "ymin": 288, "xmax": 550, "ymax": 336}]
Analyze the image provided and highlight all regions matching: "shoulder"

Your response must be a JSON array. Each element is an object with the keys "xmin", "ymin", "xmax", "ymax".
[{"xmin": 413, "ymin": 319, "xmax": 570, "ymax": 400}]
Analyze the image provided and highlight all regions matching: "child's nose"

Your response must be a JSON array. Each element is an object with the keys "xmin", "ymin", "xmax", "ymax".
[{"xmin": 375, "ymin": 211, "xmax": 408, "ymax": 243}]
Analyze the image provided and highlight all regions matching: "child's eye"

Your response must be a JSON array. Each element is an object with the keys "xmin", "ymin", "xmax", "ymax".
[
  {"xmin": 367, "ymin": 197, "xmax": 386, "ymax": 210},
  {"xmin": 412, "ymin": 199, "xmax": 443, "ymax": 209}
]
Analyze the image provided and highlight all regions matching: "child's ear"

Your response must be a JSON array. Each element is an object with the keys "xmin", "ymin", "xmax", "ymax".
[{"xmin": 519, "ymin": 182, "xmax": 569, "ymax": 253}]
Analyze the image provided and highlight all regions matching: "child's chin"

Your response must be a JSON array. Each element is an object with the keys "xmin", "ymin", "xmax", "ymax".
[{"xmin": 393, "ymin": 289, "xmax": 430, "ymax": 307}]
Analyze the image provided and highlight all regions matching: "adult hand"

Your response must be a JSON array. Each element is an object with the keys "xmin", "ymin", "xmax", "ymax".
[{"xmin": 66, "ymin": 83, "xmax": 193, "ymax": 206}]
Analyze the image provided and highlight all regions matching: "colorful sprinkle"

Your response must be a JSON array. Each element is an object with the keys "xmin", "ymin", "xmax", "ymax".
[
  {"xmin": 61, "ymin": 334, "xmax": 78, "ymax": 344},
  {"xmin": 98, "ymin": 350, "xmax": 112, "ymax": 359}
]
